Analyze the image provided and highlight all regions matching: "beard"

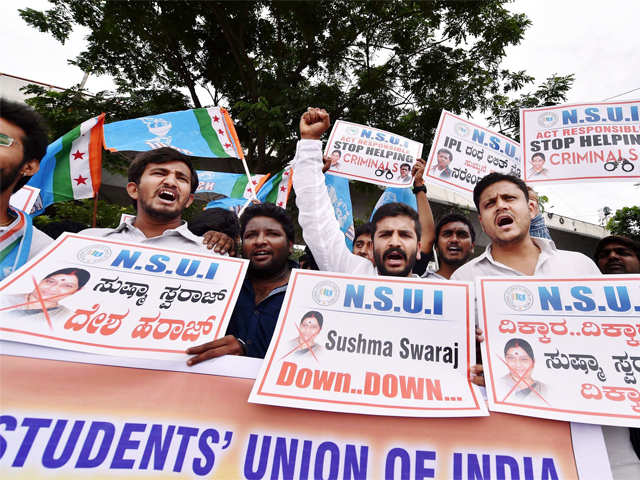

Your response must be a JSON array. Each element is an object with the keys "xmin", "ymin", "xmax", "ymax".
[
  {"xmin": 138, "ymin": 196, "xmax": 185, "ymax": 221},
  {"xmin": 436, "ymin": 247, "xmax": 472, "ymax": 268},
  {"xmin": 0, "ymin": 163, "xmax": 23, "ymax": 194},
  {"xmin": 374, "ymin": 246, "xmax": 416, "ymax": 277},
  {"xmin": 247, "ymin": 250, "xmax": 289, "ymax": 279}
]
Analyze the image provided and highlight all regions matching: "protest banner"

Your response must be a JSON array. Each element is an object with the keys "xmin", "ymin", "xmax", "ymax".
[
  {"xmin": 424, "ymin": 111, "xmax": 522, "ymax": 196},
  {"xmin": 9, "ymin": 186, "xmax": 40, "ymax": 214},
  {"xmin": 0, "ymin": 233, "xmax": 248, "ymax": 359},
  {"xmin": 478, "ymin": 275, "xmax": 640, "ymax": 427},
  {"xmin": 324, "ymin": 120, "xmax": 423, "ymax": 188},
  {"xmin": 520, "ymin": 100, "xmax": 640, "ymax": 184},
  {"xmin": 0, "ymin": 344, "xmax": 611, "ymax": 479},
  {"xmin": 250, "ymin": 269, "xmax": 486, "ymax": 417}
]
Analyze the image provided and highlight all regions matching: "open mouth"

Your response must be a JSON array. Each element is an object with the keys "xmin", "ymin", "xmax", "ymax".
[
  {"xmin": 158, "ymin": 189, "xmax": 176, "ymax": 202},
  {"xmin": 496, "ymin": 214, "xmax": 514, "ymax": 227},
  {"xmin": 252, "ymin": 250, "xmax": 272, "ymax": 260},
  {"xmin": 384, "ymin": 249, "xmax": 406, "ymax": 266},
  {"xmin": 447, "ymin": 245, "xmax": 462, "ymax": 254}
]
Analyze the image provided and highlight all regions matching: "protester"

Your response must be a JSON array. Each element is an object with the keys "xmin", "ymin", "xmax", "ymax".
[
  {"xmin": 451, "ymin": 172, "xmax": 600, "ymax": 385},
  {"xmin": 294, "ymin": 107, "xmax": 427, "ymax": 278},
  {"xmin": 298, "ymin": 246, "xmax": 319, "ymax": 270},
  {"xmin": 81, "ymin": 147, "xmax": 207, "ymax": 252},
  {"xmin": 425, "ymin": 213, "xmax": 475, "ymax": 279},
  {"xmin": 527, "ymin": 186, "xmax": 552, "ymax": 240},
  {"xmin": 594, "ymin": 235, "xmax": 640, "ymax": 274},
  {"xmin": 594, "ymin": 235, "xmax": 640, "ymax": 462},
  {"xmin": 190, "ymin": 207, "xmax": 240, "ymax": 255},
  {"xmin": 352, "ymin": 222, "xmax": 374, "ymax": 263},
  {"xmin": 186, "ymin": 202, "xmax": 296, "ymax": 363},
  {"xmin": 0, "ymin": 98, "xmax": 52, "ymax": 279}
]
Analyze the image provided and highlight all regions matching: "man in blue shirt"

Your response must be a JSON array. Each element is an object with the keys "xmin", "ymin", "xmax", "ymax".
[{"xmin": 187, "ymin": 202, "xmax": 295, "ymax": 363}]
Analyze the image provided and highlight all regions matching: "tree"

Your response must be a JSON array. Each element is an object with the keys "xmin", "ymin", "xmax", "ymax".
[
  {"xmin": 20, "ymin": 0, "xmax": 568, "ymax": 174},
  {"xmin": 606, "ymin": 206, "xmax": 640, "ymax": 242}
]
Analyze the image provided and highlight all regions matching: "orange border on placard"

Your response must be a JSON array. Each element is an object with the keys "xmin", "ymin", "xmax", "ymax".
[
  {"xmin": 521, "ymin": 100, "xmax": 640, "ymax": 183},
  {"xmin": 257, "ymin": 270, "xmax": 482, "ymax": 412},
  {"xmin": 0, "ymin": 234, "xmax": 247, "ymax": 352},
  {"xmin": 325, "ymin": 120, "xmax": 421, "ymax": 188},
  {"xmin": 481, "ymin": 275, "xmax": 640, "ymax": 419}
]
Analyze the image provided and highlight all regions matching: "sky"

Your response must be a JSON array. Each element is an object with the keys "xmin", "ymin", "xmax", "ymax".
[{"xmin": 2, "ymin": 0, "xmax": 639, "ymax": 225}]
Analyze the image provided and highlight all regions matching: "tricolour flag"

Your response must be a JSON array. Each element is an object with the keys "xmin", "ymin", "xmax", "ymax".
[
  {"xmin": 196, "ymin": 171, "xmax": 268, "ymax": 199},
  {"xmin": 104, "ymin": 107, "xmax": 243, "ymax": 159},
  {"xmin": 27, "ymin": 114, "xmax": 105, "ymax": 215},
  {"xmin": 256, "ymin": 167, "xmax": 292, "ymax": 208}
]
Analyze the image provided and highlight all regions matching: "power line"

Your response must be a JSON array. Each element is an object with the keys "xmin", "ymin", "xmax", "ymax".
[{"xmin": 602, "ymin": 86, "xmax": 640, "ymax": 102}]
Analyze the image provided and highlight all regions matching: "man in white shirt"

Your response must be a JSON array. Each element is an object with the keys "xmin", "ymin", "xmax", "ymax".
[
  {"xmin": 451, "ymin": 172, "xmax": 599, "ymax": 281},
  {"xmin": 293, "ymin": 108, "xmax": 423, "ymax": 278},
  {"xmin": 81, "ymin": 147, "xmax": 207, "ymax": 253}
]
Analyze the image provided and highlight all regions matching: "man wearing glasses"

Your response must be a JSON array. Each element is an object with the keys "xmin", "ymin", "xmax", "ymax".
[{"xmin": 0, "ymin": 98, "xmax": 52, "ymax": 280}]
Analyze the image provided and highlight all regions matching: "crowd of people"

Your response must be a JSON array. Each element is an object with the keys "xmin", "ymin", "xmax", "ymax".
[{"xmin": 2, "ymin": 99, "xmax": 640, "ymax": 463}]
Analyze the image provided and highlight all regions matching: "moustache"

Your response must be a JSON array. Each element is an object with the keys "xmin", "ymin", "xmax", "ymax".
[{"xmin": 383, "ymin": 247, "xmax": 407, "ymax": 261}]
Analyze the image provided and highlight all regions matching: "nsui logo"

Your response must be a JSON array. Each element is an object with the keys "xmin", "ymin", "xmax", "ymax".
[
  {"xmin": 77, "ymin": 245, "xmax": 112, "ymax": 264},
  {"xmin": 312, "ymin": 281, "xmax": 340, "ymax": 306},
  {"xmin": 537, "ymin": 112, "xmax": 558, "ymax": 128},
  {"xmin": 504, "ymin": 285, "xmax": 533, "ymax": 311},
  {"xmin": 347, "ymin": 126, "xmax": 359, "ymax": 136},
  {"xmin": 455, "ymin": 123, "xmax": 470, "ymax": 137}
]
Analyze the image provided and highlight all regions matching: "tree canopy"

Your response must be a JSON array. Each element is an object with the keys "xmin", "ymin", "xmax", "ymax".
[
  {"xmin": 606, "ymin": 206, "xmax": 640, "ymax": 242},
  {"xmin": 21, "ymin": 0, "xmax": 573, "ymax": 173}
]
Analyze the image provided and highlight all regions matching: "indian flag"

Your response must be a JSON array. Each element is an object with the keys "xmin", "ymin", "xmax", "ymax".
[
  {"xmin": 27, "ymin": 114, "xmax": 105, "ymax": 215},
  {"xmin": 256, "ymin": 167, "xmax": 293, "ymax": 208}
]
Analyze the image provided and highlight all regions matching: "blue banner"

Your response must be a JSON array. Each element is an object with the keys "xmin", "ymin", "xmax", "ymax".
[
  {"xmin": 196, "ymin": 171, "xmax": 244, "ymax": 197},
  {"xmin": 325, "ymin": 174, "xmax": 354, "ymax": 249},
  {"xmin": 369, "ymin": 186, "xmax": 418, "ymax": 221}
]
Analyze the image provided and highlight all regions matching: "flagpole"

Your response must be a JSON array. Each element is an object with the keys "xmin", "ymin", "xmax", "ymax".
[{"xmin": 240, "ymin": 157, "xmax": 259, "ymax": 202}]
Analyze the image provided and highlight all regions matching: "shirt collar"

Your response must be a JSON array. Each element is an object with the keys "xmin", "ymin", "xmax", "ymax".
[
  {"xmin": 482, "ymin": 236, "xmax": 557, "ymax": 270},
  {"xmin": 113, "ymin": 216, "xmax": 201, "ymax": 244}
]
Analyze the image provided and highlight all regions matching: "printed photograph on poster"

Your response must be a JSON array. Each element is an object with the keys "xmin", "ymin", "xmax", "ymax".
[
  {"xmin": 9, "ymin": 186, "xmax": 41, "ymax": 214},
  {"xmin": 323, "ymin": 120, "xmax": 423, "ymax": 188},
  {"xmin": 250, "ymin": 269, "xmax": 487, "ymax": 417},
  {"xmin": 0, "ymin": 233, "xmax": 248, "ymax": 359},
  {"xmin": 424, "ymin": 111, "xmax": 522, "ymax": 196},
  {"xmin": 478, "ymin": 275, "xmax": 640, "ymax": 427},
  {"xmin": 520, "ymin": 100, "xmax": 640, "ymax": 184}
]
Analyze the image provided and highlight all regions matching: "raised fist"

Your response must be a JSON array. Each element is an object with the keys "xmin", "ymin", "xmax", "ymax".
[{"xmin": 299, "ymin": 107, "xmax": 330, "ymax": 140}]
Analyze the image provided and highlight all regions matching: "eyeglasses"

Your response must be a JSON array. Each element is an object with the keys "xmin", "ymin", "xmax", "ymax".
[{"xmin": 0, "ymin": 133, "xmax": 15, "ymax": 147}]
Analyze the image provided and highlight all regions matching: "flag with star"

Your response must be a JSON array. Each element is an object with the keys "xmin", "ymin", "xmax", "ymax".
[
  {"xmin": 256, "ymin": 167, "xmax": 293, "ymax": 208},
  {"xmin": 103, "ymin": 107, "xmax": 243, "ymax": 159},
  {"xmin": 27, "ymin": 114, "xmax": 105, "ymax": 215}
]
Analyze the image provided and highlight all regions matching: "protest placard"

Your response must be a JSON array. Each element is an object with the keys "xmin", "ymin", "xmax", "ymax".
[
  {"xmin": 520, "ymin": 100, "xmax": 640, "ymax": 184},
  {"xmin": 9, "ymin": 186, "xmax": 40, "ymax": 214},
  {"xmin": 0, "ymin": 347, "xmax": 610, "ymax": 479},
  {"xmin": 324, "ymin": 120, "xmax": 423, "ymax": 188},
  {"xmin": 424, "ymin": 111, "xmax": 522, "ymax": 196},
  {"xmin": 0, "ymin": 233, "xmax": 248, "ymax": 359},
  {"xmin": 478, "ymin": 275, "xmax": 640, "ymax": 427},
  {"xmin": 250, "ymin": 269, "xmax": 486, "ymax": 417}
]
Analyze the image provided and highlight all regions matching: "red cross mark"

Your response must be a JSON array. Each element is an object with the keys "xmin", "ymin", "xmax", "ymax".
[
  {"xmin": 280, "ymin": 323, "xmax": 321, "ymax": 362},
  {"xmin": 72, "ymin": 150, "xmax": 85, "ymax": 160},
  {"xmin": 498, "ymin": 355, "xmax": 549, "ymax": 405}
]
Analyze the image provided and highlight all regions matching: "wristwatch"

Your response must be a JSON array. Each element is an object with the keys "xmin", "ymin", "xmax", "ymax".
[{"xmin": 412, "ymin": 185, "xmax": 427, "ymax": 195}]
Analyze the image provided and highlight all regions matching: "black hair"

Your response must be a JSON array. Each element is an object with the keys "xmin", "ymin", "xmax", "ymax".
[
  {"xmin": 189, "ymin": 208, "xmax": 240, "ymax": 239},
  {"xmin": 354, "ymin": 222, "xmax": 374, "ymax": 241},
  {"xmin": 299, "ymin": 246, "xmax": 319, "ymax": 270},
  {"xmin": 0, "ymin": 98, "xmax": 49, "ymax": 192},
  {"xmin": 44, "ymin": 267, "xmax": 90, "ymax": 289},
  {"xmin": 594, "ymin": 235, "xmax": 640, "ymax": 262},
  {"xmin": 504, "ymin": 338, "xmax": 534, "ymax": 361},
  {"xmin": 239, "ymin": 202, "xmax": 294, "ymax": 243},
  {"xmin": 435, "ymin": 213, "xmax": 476, "ymax": 243},
  {"xmin": 473, "ymin": 172, "xmax": 529, "ymax": 211},
  {"xmin": 301, "ymin": 310, "xmax": 323, "ymax": 329},
  {"xmin": 400, "ymin": 162, "xmax": 411, "ymax": 169},
  {"xmin": 128, "ymin": 147, "xmax": 198, "ymax": 193},
  {"xmin": 531, "ymin": 152, "xmax": 545, "ymax": 161},
  {"xmin": 437, "ymin": 148, "xmax": 453, "ymax": 161},
  {"xmin": 370, "ymin": 202, "xmax": 421, "ymax": 241},
  {"xmin": 331, "ymin": 150, "xmax": 341, "ymax": 157}
]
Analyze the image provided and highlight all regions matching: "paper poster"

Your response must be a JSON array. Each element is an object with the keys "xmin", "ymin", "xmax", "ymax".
[
  {"xmin": 9, "ymin": 186, "xmax": 41, "ymax": 214},
  {"xmin": 424, "ymin": 111, "xmax": 522, "ymax": 196},
  {"xmin": 250, "ymin": 270, "xmax": 486, "ymax": 417},
  {"xmin": 324, "ymin": 120, "xmax": 423, "ymax": 188},
  {"xmin": 479, "ymin": 275, "xmax": 640, "ymax": 427},
  {"xmin": 520, "ymin": 100, "xmax": 640, "ymax": 184},
  {"xmin": 0, "ymin": 233, "xmax": 248, "ymax": 359}
]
